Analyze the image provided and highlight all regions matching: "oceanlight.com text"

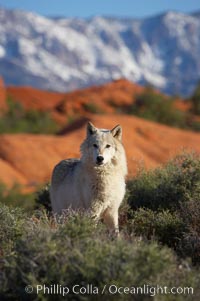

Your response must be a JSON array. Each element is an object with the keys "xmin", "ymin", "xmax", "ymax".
[{"xmin": 25, "ymin": 283, "xmax": 194, "ymax": 297}]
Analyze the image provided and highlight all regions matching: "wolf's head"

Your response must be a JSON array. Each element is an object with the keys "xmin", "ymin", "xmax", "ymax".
[{"xmin": 80, "ymin": 122, "xmax": 123, "ymax": 167}]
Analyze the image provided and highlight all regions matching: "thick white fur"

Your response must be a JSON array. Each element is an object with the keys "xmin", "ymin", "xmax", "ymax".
[{"xmin": 50, "ymin": 122, "xmax": 127, "ymax": 232}]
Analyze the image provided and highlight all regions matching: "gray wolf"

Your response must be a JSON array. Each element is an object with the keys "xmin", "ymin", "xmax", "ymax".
[{"xmin": 50, "ymin": 122, "xmax": 127, "ymax": 233}]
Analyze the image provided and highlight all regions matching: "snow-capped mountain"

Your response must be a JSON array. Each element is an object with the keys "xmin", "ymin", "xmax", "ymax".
[{"xmin": 0, "ymin": 8, "xmax": 200, "ymax": 96}]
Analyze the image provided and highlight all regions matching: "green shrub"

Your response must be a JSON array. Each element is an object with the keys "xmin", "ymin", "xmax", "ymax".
[
  {"xmin": 126, "ymin": 152, "xmax": 200, "ymax": 265},
  {"xmin": 0, "ymin": 203, "xmax": 25, "ymax": 255},
  {"xmin": 130, "ymin": 86, "xmax": 186, "ymax": 128},
  {"xmin": 130, "ymin": 208, "xmax": 185, "ymax": 248},
  {"xmin": 35, "ymin": 183, "xmax": 51, "ymax": 212},
  {"xmin": 178, "ymin": 196, "xmax": 200, "ymax": 264},
  {"xmin": 1, "ymin": 208, "xmax": 199, "ymax": 300},
  {"xmin": 118, "ymin": 198, "xmax": 131, "ymax": 230},
  {"xmin": 189, "ymin": 120, "xmax": 200, "ymax": 132},
  {"xmin": 127, "ymin": 153, "xmax": 200, "ymax": 211},
  {"xmin": 83, "ymin": 102, "xmax": 104, "ymax": 114},
  {"xmin": 180, "ymin": 197, "xmax": 200, "ymax": 235},
  {"xmin": 190, "ymin": 80, "xmax": 200, "ymax": 115},
  {"xmin": 125, "ymin": 86, "xmax": 200, "ymax": 131},
  {"xmin": 0, "ymin": 182, "xmax": 35, "ymax": 212},
  {"xmin": 0, "ymin": 97, "xmax": 59, "ymax": 134},
  {"xmin": 0, "ymin": 182, "xmax": 51, "ymax": 213}
]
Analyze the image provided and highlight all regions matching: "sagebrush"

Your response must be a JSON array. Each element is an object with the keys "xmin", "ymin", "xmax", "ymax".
[{"xmin": 0, "ymin": 153, "xmax": 200, "ymax": 300}]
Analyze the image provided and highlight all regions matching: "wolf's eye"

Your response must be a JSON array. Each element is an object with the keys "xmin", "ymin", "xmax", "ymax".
[
  {"xmin": 93, "ymin": 143, "xmax": 98, "ymax": 148},
  {"xmin": 106, "ymin": 144, "xmax": 111, "ymax": 148}
]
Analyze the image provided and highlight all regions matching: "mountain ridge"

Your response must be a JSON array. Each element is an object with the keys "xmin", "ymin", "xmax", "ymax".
[{"xmin": 0, "ymin": 7, "xmax": 200, "ymax": 96}]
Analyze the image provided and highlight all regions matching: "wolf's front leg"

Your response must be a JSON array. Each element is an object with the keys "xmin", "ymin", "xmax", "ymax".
[
  {"xmin": 103, "ymin": 207, "xmax": 119, "ymax": 235},
  {"xmin": 90, "ymin": 201, "xmax": 104, "ymax": 224}
]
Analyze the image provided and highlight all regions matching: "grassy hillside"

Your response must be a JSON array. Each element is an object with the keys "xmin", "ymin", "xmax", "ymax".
[
  {"xmin": 0, "ymin": 97, "xmax": 59, "ymax": 134},
  {"xmin": 0, "ymin": 153, "xmax": 200, "ymax": 300},
  {"xmin": 125, "ymin": 86, "xmax": 200, "ymax": 132}
]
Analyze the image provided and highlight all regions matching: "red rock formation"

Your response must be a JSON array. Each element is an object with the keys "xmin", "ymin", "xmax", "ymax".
[
  {"xmin": 0, "ymin": 77, "xmax": 7, "ymax": 113},
  {"xmin": 6, "ymin": 79, "xmax": 143, "ymax": 120},
  {"xmin": 0, "ymin": 114, "xmax": 200, "ymax": 189}
]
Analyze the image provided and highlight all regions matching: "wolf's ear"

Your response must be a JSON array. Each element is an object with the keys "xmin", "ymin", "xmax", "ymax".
[
  {"xmin": 87, "ymin": 122, "xmax": 97, "ymax": 136},
  {"xmin": 111, "ymin": 124, "xmax": 122, "ymax": 141}
]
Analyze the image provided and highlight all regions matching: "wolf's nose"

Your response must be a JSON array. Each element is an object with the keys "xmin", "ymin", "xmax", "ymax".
[{"xmin": 97, "ymin": 156, "xmax": 104, "ymax": 164}]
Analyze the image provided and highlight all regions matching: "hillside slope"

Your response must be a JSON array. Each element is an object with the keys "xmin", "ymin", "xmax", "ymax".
[
  {"xmin": 1, "ymin": 114, "xmax": 200, "ymax": 189},
  {"xmin": 7, "ymin": 79, "xmax": 143, "ymax": 120}
]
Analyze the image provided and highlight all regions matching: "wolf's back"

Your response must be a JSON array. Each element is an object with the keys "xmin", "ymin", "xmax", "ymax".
[{"xmin": 51, "ymin": 159, "xmax": 80, "ymax": 189}]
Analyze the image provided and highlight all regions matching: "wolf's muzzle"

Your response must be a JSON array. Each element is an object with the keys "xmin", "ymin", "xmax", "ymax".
[{"xmin": 96, "ymin": 155, "xmax": 104, "ymax": 165}]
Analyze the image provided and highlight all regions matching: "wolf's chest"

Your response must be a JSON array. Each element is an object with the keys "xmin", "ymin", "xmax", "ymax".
[{"xmin": 88, "ymin": 174, "xmax": 124, "ymax": 199}]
